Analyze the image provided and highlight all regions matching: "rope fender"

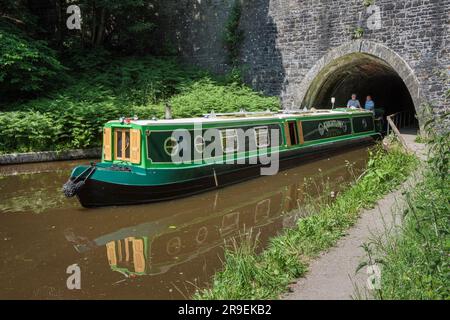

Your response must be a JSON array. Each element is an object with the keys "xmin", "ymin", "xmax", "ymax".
[{"xmin": 63, "ymin": 164, "xmax": 96, "ymax": 198}]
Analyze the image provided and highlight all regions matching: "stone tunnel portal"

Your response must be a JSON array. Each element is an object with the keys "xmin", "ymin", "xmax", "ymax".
[{"xmin": 301, "ymin": 53, "xmax": 418, "ymax": 128}]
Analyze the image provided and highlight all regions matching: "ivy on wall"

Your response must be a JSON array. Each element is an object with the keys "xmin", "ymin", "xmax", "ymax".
[
  {"xmin": 363, "ymin": 0, "xmax": 375, "ymax": 7},
  {"xmin": 350, "ymin": 0, "xmax": 376, "ymax": 40},
  {"xmin": 352, "ymin": 27, "xmax": 365, "ymax": 39},
  {"xmin": 223, "ymin": 0, "xmax": 244, "ymax": 66}
]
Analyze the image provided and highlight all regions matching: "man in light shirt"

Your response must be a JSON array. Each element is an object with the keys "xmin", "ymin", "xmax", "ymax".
[
  {"xmin": 365, "ymin": 95, "xmax": 375, "ymax": 112},
  {"xmin": 347, "ymin": 94, "xmax": 361, "ymax": 109}
]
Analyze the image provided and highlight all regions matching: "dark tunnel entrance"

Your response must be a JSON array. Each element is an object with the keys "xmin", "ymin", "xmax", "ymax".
[{"xmin": 301, "ymin": 53, "xmax": 418, "ymax": 128}]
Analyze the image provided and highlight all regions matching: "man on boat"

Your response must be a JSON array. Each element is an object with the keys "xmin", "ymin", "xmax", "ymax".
[
  {"xmin": 365, "ymin": 95, "xmax": 375, "ymax": 112},
  {"xmin": 347, "ymin": 94, "xmax": 361, "ymax": 109}
]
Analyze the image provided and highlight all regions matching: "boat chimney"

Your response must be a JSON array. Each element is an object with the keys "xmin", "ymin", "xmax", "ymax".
[{"xmin": 165, "ymin": 103, "xmax": 173, "ymax": 120}]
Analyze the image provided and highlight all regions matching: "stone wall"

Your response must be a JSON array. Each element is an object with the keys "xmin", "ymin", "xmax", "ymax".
[
  {"xmin": 0, "ymin": 148, "xmax": 101, "ymax": 165},
  {"xmin": 158, "ymin": 0, "xmax": 449, "ymax": 122},
  {"xmin": 158, "ymin": 0, "xmax": 234, "ymax": 74}
]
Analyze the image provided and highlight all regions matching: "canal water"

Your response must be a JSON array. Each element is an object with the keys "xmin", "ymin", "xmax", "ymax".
[{"xmin": 0, "ymin": 147, "xmax": 370, "ymax": 299}]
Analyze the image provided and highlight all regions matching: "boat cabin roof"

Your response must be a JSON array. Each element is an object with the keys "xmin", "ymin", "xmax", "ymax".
[{"xmin": 108, "ymin": 109, "xmax": 372, "ymax": 126}]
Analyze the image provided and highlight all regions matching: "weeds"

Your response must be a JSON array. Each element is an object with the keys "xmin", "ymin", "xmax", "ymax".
[
  {"xmin": 362, "ymin": 107, "xmax": 449, "ymax": 300},
  {"xmin": 223, "ymin": 0, "xmax": 244, "ymax": 66}
]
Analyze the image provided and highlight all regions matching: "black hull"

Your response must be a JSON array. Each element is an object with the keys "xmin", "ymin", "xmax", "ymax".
[{"xmin": 77, "ymin": 136, "xmax": 377, "ymax": 207}]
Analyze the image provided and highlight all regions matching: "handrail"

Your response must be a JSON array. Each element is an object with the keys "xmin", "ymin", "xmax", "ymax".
[
  {"xmin": 386, "ymin": 111, "xmax": 415, "ymax": 153},
  {"xmin": 386, "ymin": 110, "xmax": 417, "ymax": 134}
]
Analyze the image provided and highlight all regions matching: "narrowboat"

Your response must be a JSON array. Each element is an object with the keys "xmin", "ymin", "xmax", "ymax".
[{"xmin": 63, "ymin": 108, "xmax": 382, "ymax": 207}]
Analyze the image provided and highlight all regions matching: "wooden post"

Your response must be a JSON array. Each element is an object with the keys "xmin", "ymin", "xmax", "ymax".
[{"xmin": 387, "ymin": 115, "xmax": 410, "ymax": 153}]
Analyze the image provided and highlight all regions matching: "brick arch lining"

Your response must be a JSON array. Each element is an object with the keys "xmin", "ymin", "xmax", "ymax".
[{"xmin": 294, "ymin": 40, "xmax": 423, "ymax": 125}]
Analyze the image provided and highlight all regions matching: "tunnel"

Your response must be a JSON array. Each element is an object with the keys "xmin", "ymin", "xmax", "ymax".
[{"xmin": 301, "ymin": 53, "xmax": 418, "ymax": 128}]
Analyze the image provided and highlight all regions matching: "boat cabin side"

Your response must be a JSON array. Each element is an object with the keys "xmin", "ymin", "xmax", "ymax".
[
  {"xmin": 101, "ymin": 119, "xmax": 286, "ymax": 168},
  {"xmin": 100, "ymin": 110, "xmax": 379, "ymax": 169}
]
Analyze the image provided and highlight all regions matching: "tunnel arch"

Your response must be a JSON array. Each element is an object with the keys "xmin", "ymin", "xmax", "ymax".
[{"xmin": 294, "ymin": 40, "xmax": 423, "ymax": 127}]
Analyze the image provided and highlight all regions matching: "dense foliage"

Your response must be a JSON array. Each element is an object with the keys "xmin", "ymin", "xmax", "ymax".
[
  {"xmin": 0, "ymin": 0, "xmax": 163, "ymax": 101},
  {"xmin": 0, "ymin": 24, "xmax": 67, "ymax": 99},
  {"xmin": 0, "ymin": 57, "xmax": 279, "ymax": 153},
  {"xmin": 0, "ymin": 1, "xmax": 279, "ymax": 154}
]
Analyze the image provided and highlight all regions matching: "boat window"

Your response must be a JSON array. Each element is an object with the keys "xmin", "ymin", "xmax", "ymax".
[
  {"xmin": 115, "ymin": 129, "xmax": 132, "ymax": 161},
  {"xmin": 117, "ymin": 131, "xmax": 123, "ymax": 158},
  {"xmin": 221, "ymin": 129, "xmax": 239, "ymax": 153},
  {"xmin": 288, "ymin": 121, "xmax": 299, "ymax": 145},
  {"xmin": 254, "ymin": 127, "xmax": 269, "ymax": 148},
  {"xmin": 255, "ymin": 199, "xmax": 271, "ymax": 223},
  {"xmin": 194, "ymin": 135, "xmax": 205, "ymax": 153},
  {"xmin": 164, "ymin": 137, "xmax": 179, "ymax": 156},
  {"xmin": 124, "ymin": 131, "xmax": 130, "ymax": 159}
]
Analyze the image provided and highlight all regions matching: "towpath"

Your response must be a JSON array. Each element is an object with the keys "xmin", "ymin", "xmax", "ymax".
[{"xmin": 283, "ymin": 130, "xmax": 425, "ymax": 300}]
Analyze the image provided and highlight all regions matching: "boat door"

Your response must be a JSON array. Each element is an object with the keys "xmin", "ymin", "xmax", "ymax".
[{"xmin": 285, "ymin": 120, "xmax": 302, "ymax": 147}]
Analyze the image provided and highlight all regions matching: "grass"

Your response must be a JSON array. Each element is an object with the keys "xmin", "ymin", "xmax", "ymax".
[
  {"xmin": 365, "ymin": 170, "xmax": 449, "ymax": 299},
  {"xmin": 194, "ymin": 144, "xmax": 418, "ymax": 299},
  {"xmin": 364, "ymin": 113, "xmax": 450, "ymax": 300},
  {"xmin": 414, "ymin": 135, "xmax": 428, "ymax": 144}
]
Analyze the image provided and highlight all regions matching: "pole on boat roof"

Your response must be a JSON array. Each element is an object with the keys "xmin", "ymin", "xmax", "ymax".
[{"xmin": 331, "ymin": 97, "xmax": 336, "ymax": 109}]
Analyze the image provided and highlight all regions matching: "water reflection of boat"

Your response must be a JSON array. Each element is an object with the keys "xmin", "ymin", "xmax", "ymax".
[
  {"xmin": 75, "ymin": 187, "xmax": 305, "ymax": 276},
  {"xmin": 66, "ymin": 151, "xmax": 366, "ymax": 277}
]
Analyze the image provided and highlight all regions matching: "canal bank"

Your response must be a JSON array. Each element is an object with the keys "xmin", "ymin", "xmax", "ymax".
[
  {"xmin": 283, "ymin": 136, "xmax": 427, "ymax": 300},
  {"xmin": 0, "ymin": 148, "xmax": 101, "ymax": 165},
  {"xmin": 195, "ymin": 143, "xmax": 419, "ymax": 300},
  {"xmin": 283, "ymin": 170, "xmax": 422, "ymax": 300}
]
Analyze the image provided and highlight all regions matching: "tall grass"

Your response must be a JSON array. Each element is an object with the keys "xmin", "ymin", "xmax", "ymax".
[
  {"xmin": 195, "ymin": 144, "xmax": 418, "ymax": 299},
  {"xmin": 366, "ymin": 110, "xmax": 449, "ymax": 300}
]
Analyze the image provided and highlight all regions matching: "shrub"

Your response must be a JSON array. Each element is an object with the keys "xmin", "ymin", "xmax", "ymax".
[
  {"xmin": 170, "ymin": 79, "xmax": 280, "ymax": 118},
  {"xmin": 0, "ymin": 111, "xmax": 60, "ymax": 152},
  {"xmin": 0, "ymin": 56, "xmax": 280, "ymax": 153},
  {"xmin": 0, "ymin": 24, "xmax": 66, "ymax": 100}
]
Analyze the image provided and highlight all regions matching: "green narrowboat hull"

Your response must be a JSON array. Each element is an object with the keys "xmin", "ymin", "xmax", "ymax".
[{"xmin": 64, "ymin": 109, "xmax": 381, "ymax": 207}]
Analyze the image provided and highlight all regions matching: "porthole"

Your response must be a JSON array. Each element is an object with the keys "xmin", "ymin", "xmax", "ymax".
[{"xmin": 164, "ymin": 137, "xmax": 179, "ymax": 157}]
